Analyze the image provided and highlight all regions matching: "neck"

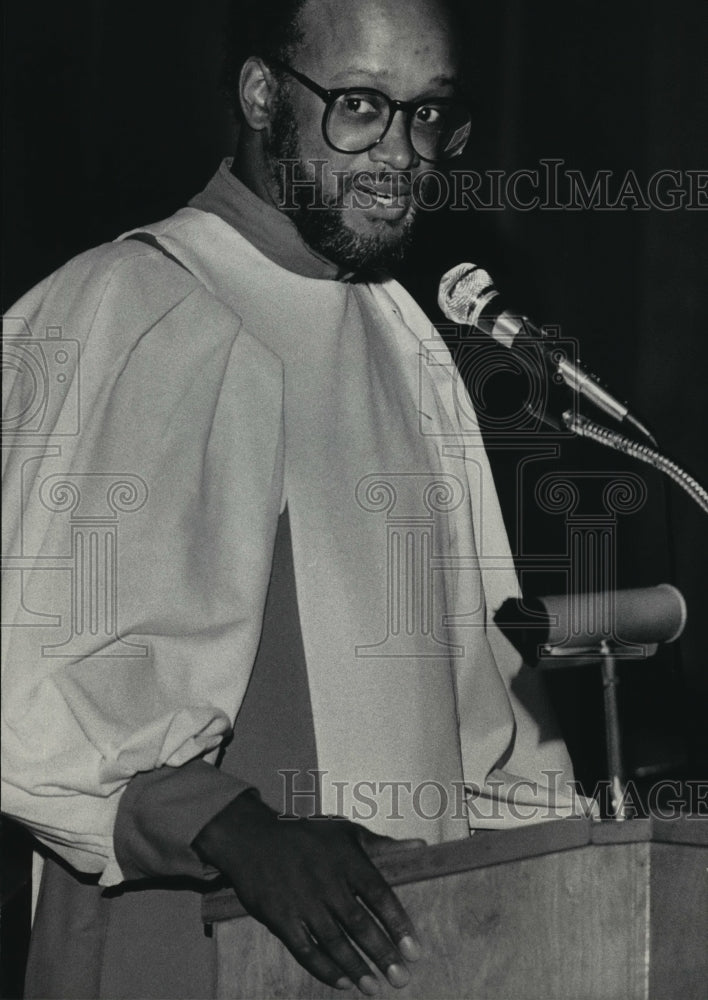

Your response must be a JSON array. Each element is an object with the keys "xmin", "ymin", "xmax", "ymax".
[{"xmin": 231, "ymin": 133, "xmax": 282, "ymax": 212}]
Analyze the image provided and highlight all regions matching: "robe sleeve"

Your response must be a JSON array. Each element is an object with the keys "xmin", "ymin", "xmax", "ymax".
[
  {"xmin": 1, "ymin": 241, "xmax": 284, "ymax": 886},
  {"xmin": 114, "ymin": 760, "xmax": 252, "ymax": 881}
]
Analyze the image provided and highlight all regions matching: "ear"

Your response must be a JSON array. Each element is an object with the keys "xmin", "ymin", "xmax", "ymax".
[{"xmin": 239, "ymin": 57, "xmax": 278, "ymax": 130}]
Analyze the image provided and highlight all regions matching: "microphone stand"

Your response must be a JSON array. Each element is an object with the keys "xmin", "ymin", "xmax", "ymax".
[
  {"xmin": 598, "ymin": 641, "xmax": 628, "ymax": 821},
  {"xmin": 537, "ymin": 638, "xmax": 651, "ymax": 821},
  {"xmin": 522, "ymin": 340, "xmax": 708, "ymax": 514},
  {"xmin": 555, "ymin": 409, "xmax": 707, "ymax": 816},
  {"xmin": 562, "ymin": 411, "xmax": 708, "ymax": 515},
  {"xmin": 523, "ymin": 400, "xmax": 708, "ymax": 818}
]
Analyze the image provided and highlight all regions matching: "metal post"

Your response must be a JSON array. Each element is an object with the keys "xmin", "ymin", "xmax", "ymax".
[{"xmin": 600, "ymin": 641, "xmax": 627, "ymax": 820}]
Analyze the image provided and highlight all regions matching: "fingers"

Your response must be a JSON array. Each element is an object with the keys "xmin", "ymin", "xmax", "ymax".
[
  {"xmin": 278, "ymin": 917, "xmax": 357, "ymax": 992},
  {"xmin": 204, "ymin": 805, "xmax": 424, "ymax": 993},
  {"xmin": 308, "ymin": 910, "xmax": 385, "ymax": 995},
  {"xmin": 277, "ymin": 908, "xmax": 394, "ymax": 996},
  {"xmin": 356, "ymin": 828, "xmax": 427, "ymax": 859},
  {"xmin": 267, "ymin": 882, "xmax": 418, "ymax": 994},
  {"xmin": 329, "ymin": 893, "xmax": 413, "ymax": 992},
  {"xmin": 348, "ymin": 861, "xmax": 421, "ymax": 967},
  {"xmin": 392, "ymin": 838, "xmax": 427, "ymax": 852}
]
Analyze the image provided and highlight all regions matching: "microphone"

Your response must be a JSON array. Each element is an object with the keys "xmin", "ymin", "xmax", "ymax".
[
  {"xmin": 494, "ymin": 584, "xmax": 687, "ymax": 664},
  {"xmin": 438, "ymin": 263, "xmax": 655, "ymax": 441}
]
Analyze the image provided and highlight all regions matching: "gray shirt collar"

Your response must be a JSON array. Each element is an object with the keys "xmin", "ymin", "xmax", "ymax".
[{"xmin": 189, "ymin": 159, "xmax": 352, "ymax": 282}]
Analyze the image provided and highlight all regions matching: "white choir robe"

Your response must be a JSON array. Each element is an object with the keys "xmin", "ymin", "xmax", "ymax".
[{"xmin": 2, "ymin": 203, "xmax": 578, "ymax": 998}]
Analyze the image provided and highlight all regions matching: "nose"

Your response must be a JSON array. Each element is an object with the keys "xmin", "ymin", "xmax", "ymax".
[{"xmin": 368, "ymin": 109, "xmax": 419, "ymax": 170}]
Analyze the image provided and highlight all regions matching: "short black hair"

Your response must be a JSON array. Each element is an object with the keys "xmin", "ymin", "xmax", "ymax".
[
  {"xmin": 221, "ymin": 0, "xmax": 309, "ymax": 120},
  {"xmin": 221, "ymin": 0, "xmax": 473, "ymax": 121}
]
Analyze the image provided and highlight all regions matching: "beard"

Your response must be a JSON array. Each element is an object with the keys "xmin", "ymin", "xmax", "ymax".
[{"xmin": 265, "ymin": 88, "xmax": 420, "ymax": 275}]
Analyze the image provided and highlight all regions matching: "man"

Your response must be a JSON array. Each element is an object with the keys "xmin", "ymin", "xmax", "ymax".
[{"xmin": 2, "ymin": 0, "xmax": 577, "ymax": 996}]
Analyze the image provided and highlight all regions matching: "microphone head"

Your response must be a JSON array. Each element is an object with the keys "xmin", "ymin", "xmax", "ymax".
[{"xmin": 438, "ymin": 263, "xmax": 498, "ymax": 327}]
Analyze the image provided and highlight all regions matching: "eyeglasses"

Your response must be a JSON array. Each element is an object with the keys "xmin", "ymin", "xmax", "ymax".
[{"xmin": 269, "ymin": 60, "xmax": 472, "ymax": 163}]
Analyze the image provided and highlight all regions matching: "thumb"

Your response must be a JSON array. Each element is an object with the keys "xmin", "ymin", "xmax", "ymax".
[{"xmin": 356, "ymin": 826, "xmax": 427, "ymax": 859}]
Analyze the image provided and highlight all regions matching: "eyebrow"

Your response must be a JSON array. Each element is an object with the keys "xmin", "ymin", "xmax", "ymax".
[{"xmin": 330, "ymin": 68, "xmax": 459, "ymax": 89}]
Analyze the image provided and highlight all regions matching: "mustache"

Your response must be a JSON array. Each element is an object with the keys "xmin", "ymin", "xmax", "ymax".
[
  {"xmin": 274, "ymin": 158, "xmax": 442, "ymax": 213},
  {"xmin": 348, "ymin": 170, "xmax": 414, "ymax": 197}
]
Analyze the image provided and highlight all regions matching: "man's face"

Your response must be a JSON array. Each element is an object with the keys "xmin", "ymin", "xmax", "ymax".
[{"xmin": 265, "ymin": 0, "xmax": 461, "ymax": 272}]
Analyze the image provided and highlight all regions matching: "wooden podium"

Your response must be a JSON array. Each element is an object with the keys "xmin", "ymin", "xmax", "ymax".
[{"xmin": 202, "ymin": 817, "xmax": 707, "ymax": 1000}]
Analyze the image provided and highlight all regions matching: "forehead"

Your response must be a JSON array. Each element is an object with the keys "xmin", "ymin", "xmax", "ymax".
[{"xmin": 294, "ymin": 0, "xmax": 459, "ymax": 92}]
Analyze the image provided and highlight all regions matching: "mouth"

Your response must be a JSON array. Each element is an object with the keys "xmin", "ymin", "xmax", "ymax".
[{"xmin": 352, "ymin": 176, "xmax": 413, "ymax": 218}]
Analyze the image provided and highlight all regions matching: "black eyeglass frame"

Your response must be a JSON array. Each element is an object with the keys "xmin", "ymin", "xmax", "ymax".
[{"xmin": 269, "ymin": 59, "xmax": 472, "ymax": 163}]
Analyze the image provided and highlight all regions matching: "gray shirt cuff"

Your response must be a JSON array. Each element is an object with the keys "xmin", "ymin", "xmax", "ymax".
[{"xmin": 114, "ymin": 759, "xmax": 252, "ymax": 881}]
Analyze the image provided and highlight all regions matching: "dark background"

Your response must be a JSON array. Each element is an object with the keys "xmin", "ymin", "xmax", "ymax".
[{"xmin": 2, "ymin": 1, "xmax": 707, "ymax": 995}]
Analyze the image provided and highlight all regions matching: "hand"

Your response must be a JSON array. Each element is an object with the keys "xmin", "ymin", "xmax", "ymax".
[{"xmin": 194, "ymin": 790, "xmax": 424, "ymax": 994}]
